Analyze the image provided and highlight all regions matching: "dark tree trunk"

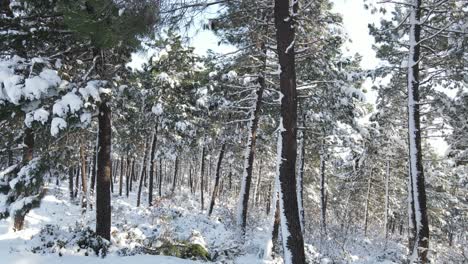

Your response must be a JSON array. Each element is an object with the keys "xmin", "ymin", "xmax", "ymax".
[
  {"xmin": 171, "ymin": 156, "xmax": 179, "ymax": 193},
  {"xmin": 189, "ymin": 163, "xmax": 193, "ymax": 194},
  {"xmin": 407, "ymin": 0, "xmax": 429, "ymax": 262},
  {"xmin": 22, "ymin": 127, "xmax": 34, "ymax": 163},
  {"xmin": 80, "ymin": 144, "xmax": 88, "ymax": 210},
  {"xmin": 208, "ymin": 143, "xmax": 226, "ymax": 216},
  {"xmin": 119, "ymin": 157, "xmax": 124, "ymax": 196},
  {"xmin": 228, "ymin": 164, "xmax": 232, "ymax": 191},
  {"xmin": 148, "ymin": 126, "xmax": 158, "ymax": 206},
  {"xmin": 274, "ymin": 0, "xmax": 305, "ymax": 262},
  {"xmin": 74, "ymin": 165, "xmax": 80, "ymax": 198},
  {"xmin": 158, "ymin": 158, "xmax": 163, "ymax": 197},
  {"xmin": 129, "ymin": 159, "xmax": 135, "ymax": 192},
  {"xmin": 200, "ymin": 146, "xmax": 206, "ymax": 210},
  {"xmin": 125, "ymin": 157, "xmax": 131, "ymax": 197},
  {"xmin": 69, "ymin": 168, "xmax": 74, "ymax": 200},
  {"xmin": 96, "ymin": 101, "xmax": 111, "ymax": 241},
  {"xmin": 90, "ymin": 141, "xmax": 98, "ymax": 194},
  {"xmin": 271, "ymin": 198, "xmax": 281, "ymax": 254},
  {"xmin": 364, "ymin": 169, "xmax": 372, "ymax": 237},
  {"xmin": 237, "ymin": 45, "xmax": 267, "ymax": 234},
  {"xmin": 137, "ymin": 137, "xmax": 150, "ymax": 207},
  {"xmin": 320, "ymin": 153, "xmax": 327, "ymax": 237}
]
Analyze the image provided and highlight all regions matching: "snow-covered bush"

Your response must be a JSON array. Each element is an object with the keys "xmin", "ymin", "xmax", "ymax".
[{"xmin": 31, "ymin": 224, "xmax": 110, "ymax": 257}]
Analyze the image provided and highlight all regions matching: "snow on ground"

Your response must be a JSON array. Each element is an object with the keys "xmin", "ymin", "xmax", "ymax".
[{"xmin": 0, "ymin": 181, "xmax": 407, "ymax": 264}]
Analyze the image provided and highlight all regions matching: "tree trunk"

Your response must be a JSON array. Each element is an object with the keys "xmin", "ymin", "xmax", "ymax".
[
  {"xmin": 253, "ymin": 161, "xmax": 262, "ymax": 206},
  {"xmin": 364, "ymin": 169, "xmax": 372, "ymax": 237},
  {"xmin": 119, "ymin": 157, "xmax": 124, "ymax": 196},
  {"xmin": 171, "ymin": 155, "xmax": 179, "ymax": 193},
  {"xmin": 320, "ymin": 153, "xmax": 327, "ymax": 237},
  {"xmin": 22, "ymin": 127, "xmax": 34, "ymax": 163},
  {"xmin": 384, "ymin": 160, "xmax": 390, "ymax": 241},
  {"xmin": 296, "ymin": 117, "xmax": 306, "ymax": 232},
  {"xmin": 274, "ymin": 0, "xmax": 306, "ymax": 262},
  {"xmin": 69, "ymin": 168, "xmax": 74, "ymax": 200},
  {"xmin": 129, "ymin": 159, "xmax": 135, "ymax": 192},
  {"xmin": 90, "ymin": 133, "xmax": 98, "ymax": 194},
  {"xmin": 189, "ymin": 162, "xmax": 193, "ymax": 194},
  {"xmin": 200, "ymin": 146, "xmax": 206, "ymax": 210},
  {"xmin": 96, "ymin": 100, "xmax": 111, "ymax": 241},
  {"xmin": 125, "ymin": 157, "xmax": 131, "ymax": 197},
  {"xmin": 80, "ymin": 144, "xmax": 88, "ymax": 210},
  {"xmin": 74, "ymin": 165, "xmax": 80, "ymax": 198},
  {"xmin": 148, "ymin": 126, "xmax": 158, "ymax": 206},
  {"xmin": 236, "ymin": 45, "xmax": 267, "ymax": 235},
  {"xmin": 137, "ymin": 137, "xmax": 150, "ymax": 207},
  {"xmin": 407, "ymin": 0, "xmax": 429, "ymax": 262},
  {"xmin": 208, "ymin": 143, "xmax": 226, "ymax": 216},
  {"xmin": 158, "ymin": 157, "xmax": 163, "ymax": 197}
]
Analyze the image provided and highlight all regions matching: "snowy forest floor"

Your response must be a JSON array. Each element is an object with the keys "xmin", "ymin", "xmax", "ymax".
[{"xmin": 0, "ymin": 181, "xmax": 408, "ymax": 264}]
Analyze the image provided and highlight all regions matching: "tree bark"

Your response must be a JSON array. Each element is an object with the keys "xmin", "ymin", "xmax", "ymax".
[
  {"xmin": 96, "ymin": 100, "xmax": 111, "ymax": 241},
  {"xmin": 171, "ymin": 155, "xmax": 179, "ymax": 193},
  {"xmin": 137, "ymin": 137, "xmax": 150, "ymax": 207},
  {"xmin": 236, "ymin": 45, "xmax": 266, "ymax": 235},
  {"xmin": 364, "ymin": 169, "xmax": 372, "ymax": 237},
  {"xmin": 320, "ymin": 153, "xmax": 327, "ymax": 237},
  {"xmin": 158, "ymin": 157, "xmax": 163, "ymax": 197},
  {"xmin": 119, "ymin": 157, "xmax": 124, "ymax": 196},
  {"xmin": 200, "ymin": 146, "xmax": 206, "ymax": 210},
  {"xmin": 68, "ymin": 168, "xmax": 74, "ymax": 200},
  {"xmin": 208, "ymin": 143, "xmax": 226, "ymax": 216},
  {"xmin": 148, "ymin": 126, "xmax": 158, "ymax": 206},
  {"xmin": 125, "ymin": 156, "xmax": 131, "ymax": 197},
  {"xmin": 274, "ymin": 0, "xmax": 306, "ymax": 262},
  {"xmin": 407, "ymin": 0, "xmax": 429, "ymax": 262},
  {"xmin": 80, "ymin": 144, "xmax": 88, "ymax": 210}
]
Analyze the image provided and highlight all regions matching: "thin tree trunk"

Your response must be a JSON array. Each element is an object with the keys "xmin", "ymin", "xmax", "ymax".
[
  {"xmin": 96, "ymin": 100, "xmax": 111, "ymax": 241},
  {"xmin": 158, "ymin": 157, "xmax": 163, "ymax": 197},
  {"xmin": 236, "ymin": 46, "xmax": 267, "ymax": 235},
  {"xmin": 364, "ymin": 169, "xmax": 372, "ymax": 237},
  {"xmin": 296, "ymin": 116, "xmax": 306, "ymax": 232},
  {"xmin": 137, "ymin": 137, "xmax": 150, "ymax": 207},
  {"xmin": 253, "ymin": 161, "xmax": 262, "ymax": 206},
  {"xmin": 129, "ymin": 159, "xmax": 135, "ymax": 192},
  {"xmin": 90, "ymin": 132, "xmax": 98, "ymax": 194},
  {"xmin": 80, "ymin": 144, "xmax": 88, "ymax": 210},
  {"xmin": 125, "ymin": 157, "xmax": 131, "ymax": 197},
  {"xmin": 208, "ymin": 143, "xmax": 226, "ymax": 216},
  {"xmin": 171, "ymin": 155, "xmax": 179, "ymax": 193},
  {"xmin": 119, "ymin": 157, "xmax": 124, "ymax": 196},
  {"xmin": 69, "ymin": 168, "xmax": 74, "ymax": 200},
  {"xmin": 189, "ymin": 162, "xmax": 193, "ymax": 194},
  {"xmin": 74, "ymin": 165, "xmax": 80, "ymax": 198},
  {"xmin": 148, "ymin": 125, "xmax": 158, "ymax": 206},
  {"xmin": 320, "ymin": 153, "xmax": 327, "ymax": 237},
  {"xmin": 200, "ymin": 146, "xmax": 206, "ymax": 210},
  {"xmin": 274, "ymin": 0, "xmax": 306, "ymax": 262}
]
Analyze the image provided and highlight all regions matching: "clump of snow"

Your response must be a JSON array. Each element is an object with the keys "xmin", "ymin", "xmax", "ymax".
[
  {"xmin": 51, "ymin": 117, "xmax": 67, "ymax": 136},
  {"xmin": 52, "ymin": 92, "xmax": 83, "ymax": 117},
  {"xmin": 25, "ymin": 108, "xmax": 50, "ymax": 127},
  {"xmin": 152, "ymin": 103, "xmax": 163, "ymax": 116}
]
